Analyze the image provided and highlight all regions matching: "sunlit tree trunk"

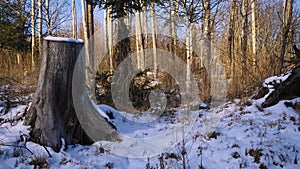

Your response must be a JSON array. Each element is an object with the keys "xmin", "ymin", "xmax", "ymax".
[
  {"xmin": 135, "ymin": 10, "xmax": 144, "ymax": 70},
  {"xmin": 72, "ymin": 0, "xmax": 77, "ymax": 39},
  {"xmin": 251, "ymin": 0, "xmax": 257, "ymax": 71},
  {"xmin": 141, "ymin": 5, "xmax": 148, "ymax": 48},
  {"xmin": 108, "ymin": 6, "xmax": 113, "ymax": 74},
  {"xmin": 45, "ymin": 0, "xmax": 51, "ymax": 35},
  {"xmin": 151, "ymin": 1, "xmax": 157, "ymax": 78},
  {"xmin": 204, "ymin": 0, "xmax": 211, "ymax": 40},
  {"xmin": 81, "ymin": 0, "xmax": 90, "ymax": 69},
  {"xmin": 104, "ymin": 0, "xmax": 108, "ymax": 55},
  {"xmin": 31, "ymin": 0, "xmax": 36, "ymax": 70}
]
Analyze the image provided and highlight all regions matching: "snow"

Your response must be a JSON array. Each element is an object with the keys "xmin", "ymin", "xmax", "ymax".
[
  {"xmin": 44, "ymin": 36, "xmax": 84, "ymax": 43},
  {"xmin": 1, "ymin": 72, "xmax": 300, "ymax": 168}
]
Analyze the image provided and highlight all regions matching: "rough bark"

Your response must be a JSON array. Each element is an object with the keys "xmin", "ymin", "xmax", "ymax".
[
  {"xmin": 24, "ymin": 39, "xmax": 92, "ymax": 152},
  {"xmin": 279, "ymin": 0, "xmax": 293, "ymax": 73}
]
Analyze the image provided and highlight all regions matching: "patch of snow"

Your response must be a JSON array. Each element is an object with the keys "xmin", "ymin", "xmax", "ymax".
[{"xmin": 44, "ymin": 36, "xmax": 84, "ymax": 43}]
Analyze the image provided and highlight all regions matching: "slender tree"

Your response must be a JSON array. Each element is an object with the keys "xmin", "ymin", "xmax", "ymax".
[
  {"xmin": 45, "ymin": 0, "xmax": 51, "ymax": 35},
  {"xmin": 251, "ymin": 0, "xmax": 257, "ymax": 69},
  {"xmin": 241, "ymin": 0, "xmax": 249, "ymax": 91},
  {"xmin": 31, "ymin": 0, "xmax": 36, "ymax": 70},
  {"xmin": 151, "ymin": 0, "xmax": 157, "ymax": 78},
  {"xmin": 108, "ymin": 5, "xmax": 113, "ymax": 74},
  {"xmin": 72, "ymin": 0, "xmax": 77, "ymax": 39},
  {"xmin": 38, "ymin": 0, "xmax": 43, "ymax": 56}
]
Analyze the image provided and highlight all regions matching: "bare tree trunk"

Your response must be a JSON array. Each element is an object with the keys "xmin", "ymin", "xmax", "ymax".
[
  {"xmin": 81, "ymin": 0, "xmax": 90, "ymax": 66},
  {"xmin": 136, "ymin": 10, "xmax": 145, "ymax": 70},
  {"xmin": 280, "ymin": 0, "xmax": 293, "ymax": 73},
  {"xmin": 151, "ymin": 1, "xmax": 157, "ymax": 78},
  {"xmin": 38, "ymin": 0, "xmax": 42, "ymax": 57},
  {"xmin": 228, "ymin": 0, "xmax": 237, "ymax": 96},
  {"xmin": 241, "ymin": 0, "xmax": 249, "ymax": 93},
  {"xmin": 251, "ymin": 0, "xmax": 257, "ymax": 70},
  {"xmin": 141, "ymin": 5, "xmax": 148, "ymax": 48},
  {"xmin": 45, "ymin": 0, "xmax": 51, "ymax": 35},
  {"xmin": 31, "ymin": 0, "xmax": 36, "ymax": 70},
  {"xmin": 87, "ymin": 1, "xmax": 94, "ymax": 38},
  {"xmin": 135, "ymin": 12, "xmax": 140, "ymax": 70},
  {"xmin": 104, "ymin": 0, "xmax": 108, "ymax": 54},
  {"xmin": 186, "ymin": 20, "xmax": 191, "ymax": 90},
  {"xmin": 108, "ymin": 6, "xmax": 113, "ymax": 74},
  {"xmin": 170, "ymin": 1, "xmax": 178, "ymax": 56},
  {"xmin": 72, "ymin": 0, "xmax": 77, "ymax": 39},
  {"xmin": 204, "ymin": 0, "xmax": 211, "ymax": 40}
]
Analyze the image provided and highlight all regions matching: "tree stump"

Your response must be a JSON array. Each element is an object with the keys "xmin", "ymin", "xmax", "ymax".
[{"xmin": 24, "ymin": 37, "xmax": 118, "ymax": 152}]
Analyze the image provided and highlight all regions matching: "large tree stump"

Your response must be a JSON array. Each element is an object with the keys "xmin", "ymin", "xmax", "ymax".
[{"xmin": 24, "ymin": 37, "xmax": 118, "ymax": 152}]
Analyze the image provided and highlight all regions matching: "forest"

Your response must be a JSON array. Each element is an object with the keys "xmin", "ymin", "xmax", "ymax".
[{"xmin": 0, "ymin": 0, "xmax": 300, "ymax": 168}]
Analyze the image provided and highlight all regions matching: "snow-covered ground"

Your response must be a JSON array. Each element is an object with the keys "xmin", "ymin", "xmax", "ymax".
[{"xmin": 0, "ymin": 73, "xmax": 300, "ymax": 168}]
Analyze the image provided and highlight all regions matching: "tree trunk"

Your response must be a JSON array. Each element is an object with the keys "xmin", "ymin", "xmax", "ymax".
[
  {"xmin": 228, "ymin": 0, "xmax": 237, "ymax": 96},
  {"xmin": 170, "ymin": 1, "xmax": 178, "ymax": 57},
  {"xmin": 24, "ymin": 39, "xmax": 92, "ymax": 152},
  {"xmin": 151, "ymin": 1, "xmax": 157, "ymax": 78},
  {"xmin": 81, "ymin": 0, "xmax": 90, "ymax": 68},
  {"xmin": 31, "ymin": 0, "xmax": 36, "ymax": 70},
  {"xmin": 203, "ymin": 0, "xmax": 211, "ymax": 40},
  {"xmin": 72, "ymin": 0, "xmax": 77, "ymax": 39},
  {"xmin": 251, "ymin": 0, "xmax": 257, "ymax": 70},
  {"xmin": 280, "ymin": 0, "xmax": 293, "ymax": 73},
  {"xmin": 241, "ymin": 0, "xmax": 248, "ymax": 92},
  {"xmin": 141, "ymin": 5, "xmax": 148, "ymax": 48},
  {"xmin": 87, "ymin": 1, "xmax": 94, "ymax": 38},
  {"xmin": 38, "ymin": 0, "xmax": 42, "ymax": 57},
  {"xmin": 135, "ymin": 10, "xmax": 144, "ymax": 70},
  {"xmin": 45, "ymin": 0, "xmax": 51, "ymax": 35},
  {"xmin": 108, "ymin": 5, "xmax": 113, "ymax": 74},
  {"xmin": 104, "ymin": 0, "xmax": 108, "ymax": 54}
]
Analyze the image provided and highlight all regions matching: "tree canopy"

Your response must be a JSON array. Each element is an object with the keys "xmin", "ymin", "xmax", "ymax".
[{"xmin": 0, "ymin": 0, "xmax": 30, "ymax": 51}]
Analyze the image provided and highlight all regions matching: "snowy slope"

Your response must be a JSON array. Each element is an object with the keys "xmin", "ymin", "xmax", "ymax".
[{"xmin": 0, "ymin": 72, "xmax": 300, "ymax": 168}]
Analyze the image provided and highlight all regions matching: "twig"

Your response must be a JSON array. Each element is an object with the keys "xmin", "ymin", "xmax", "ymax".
[
  {"xmin": 42, "ymin": 145, "xmax": 52, "ymax": 158},
  {"xmin": 0, "ymin": 143, "xmax": 34, "ymax": 155}
]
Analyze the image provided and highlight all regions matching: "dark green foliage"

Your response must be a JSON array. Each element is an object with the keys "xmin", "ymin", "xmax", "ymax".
[
  {"xmin": 97, "ymin": 0, "xmax": 164, "ymax": 19},
  {"xmin": 0, "ymin": 0, "xmax": 30, "ymax": 51}
]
